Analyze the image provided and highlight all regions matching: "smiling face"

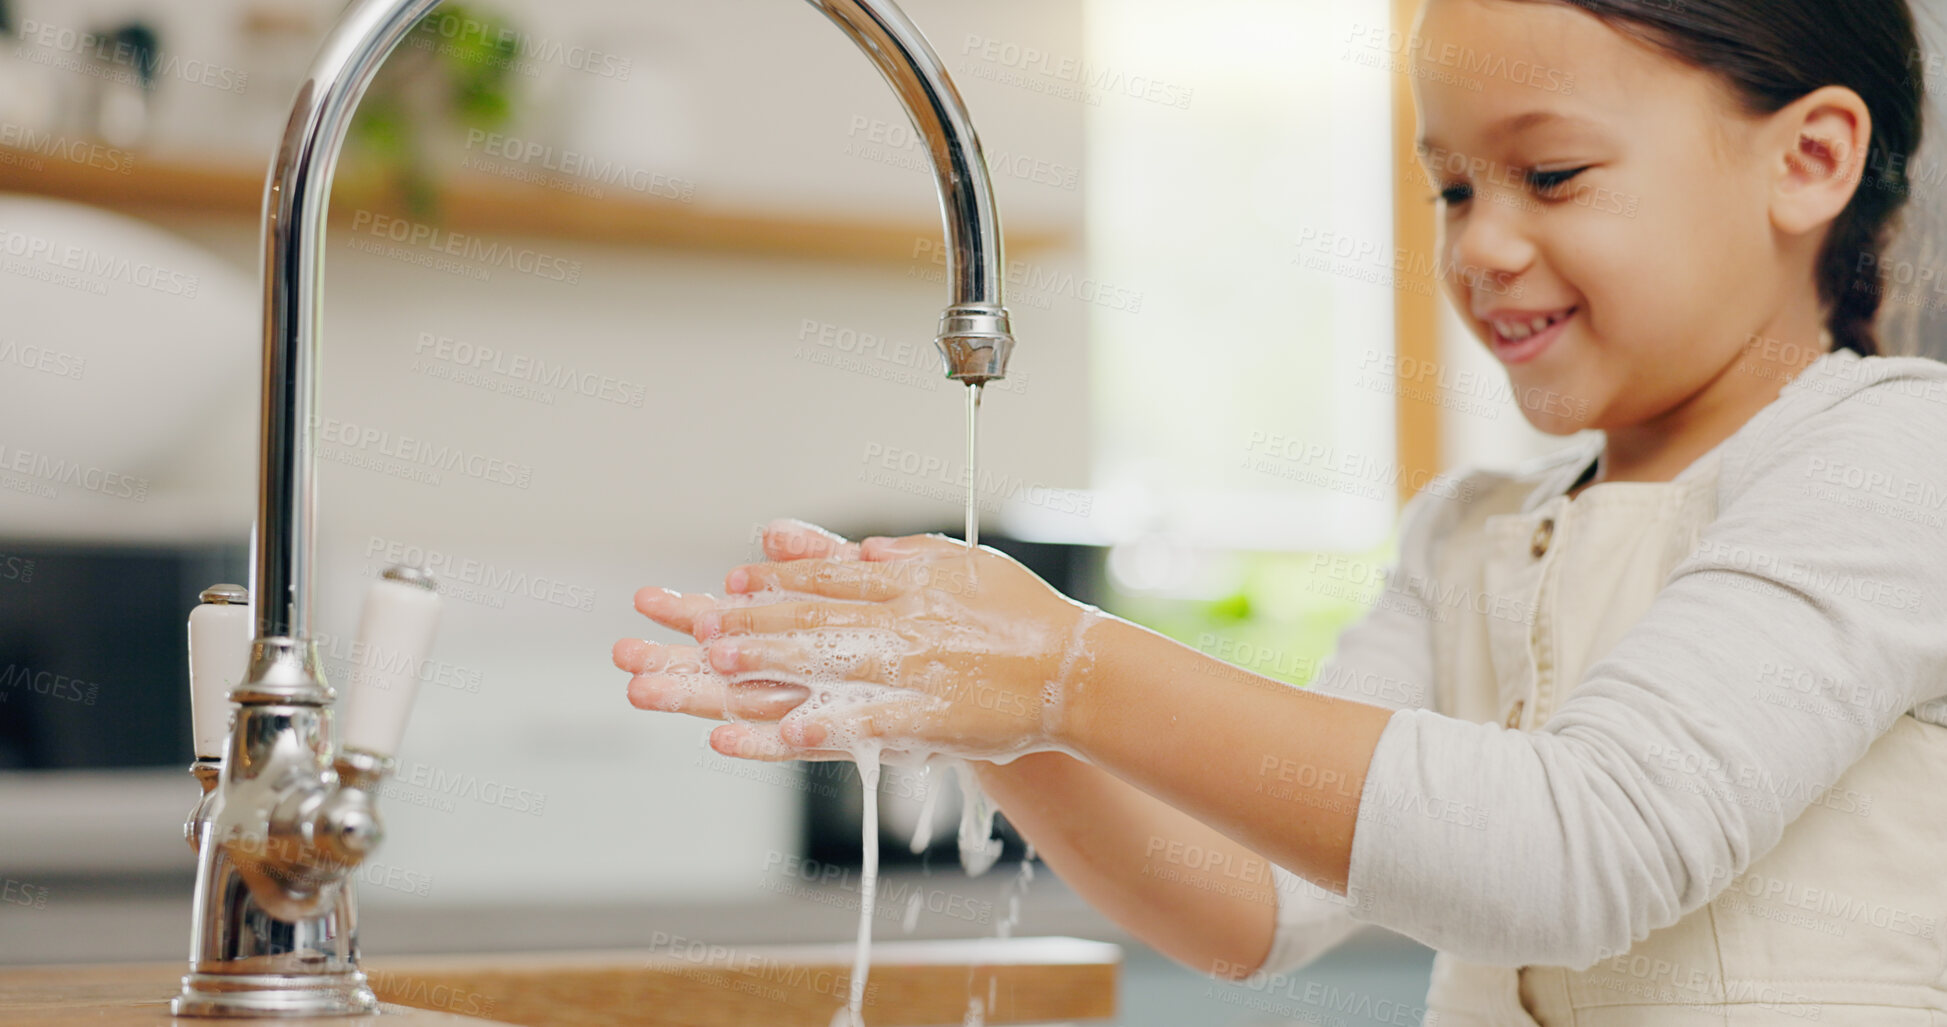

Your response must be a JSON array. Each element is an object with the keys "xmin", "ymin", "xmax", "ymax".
[{"xmin": 1414, "ymin": 0, "xmax": 1790, "ymax": 436}]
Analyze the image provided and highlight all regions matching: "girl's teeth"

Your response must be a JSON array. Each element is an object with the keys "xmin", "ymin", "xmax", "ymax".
[{"xmin": 1497, "ymin": 310, "xmax": 1569, "ymax": 343}]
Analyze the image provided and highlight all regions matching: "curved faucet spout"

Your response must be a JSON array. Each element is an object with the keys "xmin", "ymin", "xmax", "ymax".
[{"xmin": 253, "ymin": 0, "xmax": 1015, "ymax": 647}]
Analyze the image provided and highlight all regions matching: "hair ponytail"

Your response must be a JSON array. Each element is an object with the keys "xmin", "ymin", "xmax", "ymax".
[{"xmin": 1827, "ymin": 172, "xmax": 1907, "ymax": 358}]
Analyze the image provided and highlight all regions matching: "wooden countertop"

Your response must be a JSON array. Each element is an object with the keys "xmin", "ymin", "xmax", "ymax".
[
  {"xmin": 0, "ymin": 966, "xmax": 499, "ymax": 1027},
  {"xmin": 0, "ymin": 936, "xmax": 1121, "ymax": 1026}
]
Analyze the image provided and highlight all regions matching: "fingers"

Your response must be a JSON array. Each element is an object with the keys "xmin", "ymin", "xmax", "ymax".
[
  {"xmin": 781, "ymin": 696, "xmax": 935, "ymax": 750},
  {"xmin": 694, "ymin": 601, "xmax": 892, "ymax": 641},
  {"xmin": 709, "ymin": 722, "xmax": 852, "ymax": 763},
  {"xmin": 613, "ymin": 638, "xmax": 709, "ymax": 675},
  {"xmin": 728, "ymin": 559, "xmax": 913, "ymax": 603},
  {"xmin": 633, "ymin": 588, "xmax": 720, "ymax": 635},
  {"xmin": 763, "ymin": 519, "xmax": 862, "ymax": 562},
  {"xmin": 723, "ymin": 681, "xmax": 813, "ymax": 721},
  {"xmin": 619, "ymin": 640, "xmax": 812, "ymax": 721},
  {"xmin": 628, "ymin": 670, "xmax": 811, "ymax": 721},
  {"xmin": 626, "ymin": 670, "xmax": 722, "ymax": 717},
  {"xmin": 703, "ymin": 632, "xmax": 901, "ymax": 685},
  {"xmin": 861, "ymin": 532, "xmax": 975, "ymax": 561}
]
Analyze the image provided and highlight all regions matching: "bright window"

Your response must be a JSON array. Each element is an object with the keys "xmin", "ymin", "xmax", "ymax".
[{"xmin": 1084, "ymin": 0, "xmax": 1398, "ymax": 563}]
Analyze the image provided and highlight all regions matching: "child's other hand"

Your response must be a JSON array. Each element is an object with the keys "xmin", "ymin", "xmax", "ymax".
[
  {"xmin": 615, "ymin": 519, "xmax": 862, "ymax": 763},
  {"xmin": 691, "ymin": 526, "xmax": 1097, "ymax": 762}
]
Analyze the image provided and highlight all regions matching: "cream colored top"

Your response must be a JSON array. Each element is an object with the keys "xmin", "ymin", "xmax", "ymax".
[{"xmin": 1258, "ymin": 349, "xmax": 1947, "ymax": 1023}]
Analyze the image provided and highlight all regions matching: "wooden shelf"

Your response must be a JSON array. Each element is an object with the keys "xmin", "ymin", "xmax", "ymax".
[{"xmin": 0, "ymin": 145, "xmax": 1068, "ymax": 264}]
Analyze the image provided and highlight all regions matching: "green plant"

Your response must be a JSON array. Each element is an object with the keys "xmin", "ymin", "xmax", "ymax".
[
  {"xmin": 1103, "ymin": 543, "xmax": 1397, "ymax": 691},
  {"xmin": 347, "ymin": 4, "xmax": 521, "ymax": 217}
]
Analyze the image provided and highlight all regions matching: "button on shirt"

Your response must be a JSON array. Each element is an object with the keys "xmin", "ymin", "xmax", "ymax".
[{"xmin": 1529, "ymin": 518, "xmax": 1554, "ymax": 559}]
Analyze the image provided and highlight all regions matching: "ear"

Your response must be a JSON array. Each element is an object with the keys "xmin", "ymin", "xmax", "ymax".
[{"xmin": 1768, "ymin": 85, "xmax": 1873, "ymax": 237}]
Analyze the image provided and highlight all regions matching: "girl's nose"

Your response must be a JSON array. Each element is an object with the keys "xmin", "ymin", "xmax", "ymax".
[{"xmin": 1446, "ymin": 200, "xmax": 1537, "ymax": 292}]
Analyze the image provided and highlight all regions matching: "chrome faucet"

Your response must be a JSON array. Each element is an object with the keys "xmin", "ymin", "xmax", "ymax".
[{"xmin": 176, "ymin": 0, "xmax": 1015, "ymax": 1017}]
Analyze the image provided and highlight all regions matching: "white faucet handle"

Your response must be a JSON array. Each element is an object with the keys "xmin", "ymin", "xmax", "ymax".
[
  {"xmin": 339, "ymin": 566, "xmax": 441, "ymax": 759},
  {"xmin": 188, "ymin": 585, "xmax": 252, "ymax": 760}
]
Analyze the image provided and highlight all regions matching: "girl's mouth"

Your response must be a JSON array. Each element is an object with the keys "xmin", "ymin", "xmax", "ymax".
[{"xmin": 1486, "ymin": 306, "xmax": 1577, "ymax": 365}]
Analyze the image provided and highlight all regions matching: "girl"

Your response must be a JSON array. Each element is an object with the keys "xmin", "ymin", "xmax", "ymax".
[{"xmin": 615, "ymin": 0, "xmax": 1947, "ymax": 1022}]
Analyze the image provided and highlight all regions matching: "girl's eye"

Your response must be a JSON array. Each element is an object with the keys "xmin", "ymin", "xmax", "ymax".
[
  {"xmin": 1430, "ymin": 184, "xmax": 1473, "ymax": 206},
  {"xmin": 1527, "ymin": 166, "xmax": 1590, "ymax": 197}
]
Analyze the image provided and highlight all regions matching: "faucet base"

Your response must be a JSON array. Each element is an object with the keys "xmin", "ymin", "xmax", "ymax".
[
  {"xmin": 173, "ymin": 971, "xmax": 377, "ymax": 1018},
  {"xmin": 179, "ymin": 701, "xmax": 371, "ymax": 1019}
]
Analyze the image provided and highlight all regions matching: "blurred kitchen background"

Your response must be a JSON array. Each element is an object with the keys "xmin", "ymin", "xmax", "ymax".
[{"xmin": 3, "ymin": 0, "xmax": 1945, "ymax": 1024}]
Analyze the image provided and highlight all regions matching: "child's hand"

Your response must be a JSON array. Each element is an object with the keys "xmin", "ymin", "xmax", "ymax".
[
  {"xmin": 618, "ymin": 518, "xmax": 1099, "ymax": 763},
  {"xmin": 692, "ymin": 527, "xmax": 1098, "ymax": 762},
  {"xmin": 616, "ymin": 519, "xmax": 862, "ymax": 763}
]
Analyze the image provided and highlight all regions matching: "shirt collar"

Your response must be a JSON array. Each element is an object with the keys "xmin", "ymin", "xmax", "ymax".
[
  {"xmin": 1520, "ymin": 434, "xmax": 1606, "ymax": 514},
  {"xmin": 1515, "ymin": 331, "xmax": 1852, "ymax": 514}
]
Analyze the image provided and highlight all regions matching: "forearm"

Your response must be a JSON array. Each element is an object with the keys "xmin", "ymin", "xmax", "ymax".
[
  {"xmin": 972, "ymin": 751, "xmax": 1277, "ymax": 978},
  {"xmin": 1060, "ymin": 615, "xmax": 1397, "ymax": 896}
]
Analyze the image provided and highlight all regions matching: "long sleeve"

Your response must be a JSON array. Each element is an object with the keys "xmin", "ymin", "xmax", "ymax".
[
  {"xmin": 1341, "ymin": 365, "xmax": 1947, "ymax": 968},
  {"xmin": 1256, "ymin": 470, "xmax": 1468, "ymax": 977}
]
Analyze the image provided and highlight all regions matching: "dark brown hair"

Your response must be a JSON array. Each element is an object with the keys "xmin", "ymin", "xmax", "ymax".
[{"xmin": 1515, "ymin": 0, "xmax": 1927, "ymax": 358}]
